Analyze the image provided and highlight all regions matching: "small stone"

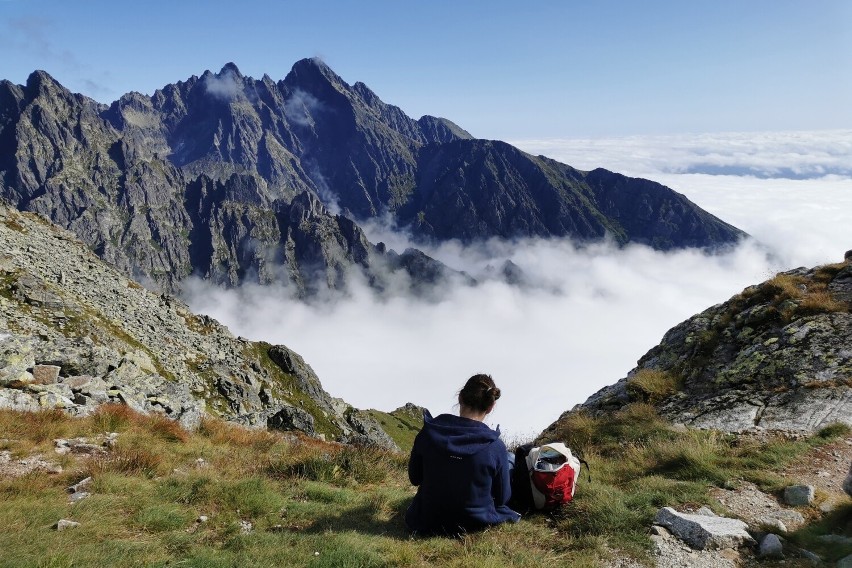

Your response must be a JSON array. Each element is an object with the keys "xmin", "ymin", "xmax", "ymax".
[
  {"xmin": 55, "ymin": 519, "xmax": 80, "ymax": 531},
  {"xmin": 783, "ymin": 485, "xmax": 815, "ymax": 506},
  {"xmin": 798, "ymin": 549, "xmax": 821, "ymax": 565},
  {"xmin": 758, "ymin": 534, "xmax": 784, "ymax": 559},
  {"xmin": 195, "ymin": 458, "xmax": 208, "ymax": 468},
  {"xmin": 67, "ymin": 477, "xmax": 92, "ymax": 494},
  {"xmin": 759, "ymin": 518, "xmax": 787, "ymax": 533},
  {"xmin": 197, "ymin": 515, "xmax": 208, "ymax": 524},
  {"xmin": 45, "ymin": 464, "xmax": 63, "ymax": 474},
  {"xmin": 695, "ymin": 506, "xmax": 716, "ymax": 517},
  {"xmin": 239, "ymin": 520, "xmax": 252, "ymax": 534},
  {"xmin": 69, "ymin": 491, "xmax": 90, "ymax": 503}
]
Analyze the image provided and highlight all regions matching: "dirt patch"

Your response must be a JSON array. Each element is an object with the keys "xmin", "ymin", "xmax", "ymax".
[
  {"xmin": 781, "ymin": 436, "xmax": 852, "ymax": 511},
  {"xmin": 0, "ymin": 449, "xmax": 62, "ymax": 476}
]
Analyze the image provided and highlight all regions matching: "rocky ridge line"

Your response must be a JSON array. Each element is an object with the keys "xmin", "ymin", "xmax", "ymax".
[
  {"xmin": 557, "ymin": 259, "xmax": 852, "ymax": 434},
  {"xmin": 0, "ymin": 59, "xmax": 745, "ymax": 295},
  {"xmin": 0, "ymin": 204, "xmax": 397, "ymax": 449}
]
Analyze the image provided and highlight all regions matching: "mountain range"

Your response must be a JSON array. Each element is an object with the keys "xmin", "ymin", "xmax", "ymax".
[{"xmin": 0, "ymin": 58, "xmax": 745, "ymax": 295}]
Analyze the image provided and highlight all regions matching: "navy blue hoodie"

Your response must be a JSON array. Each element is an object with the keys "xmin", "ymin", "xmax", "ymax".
[{"xmin": 405, "ymin": 410, "xmax": 520, "ymax": 535}]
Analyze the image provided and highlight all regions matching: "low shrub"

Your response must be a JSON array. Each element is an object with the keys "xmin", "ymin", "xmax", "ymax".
[{"xmin": 88, "ymin": 404, "xmax": 138, "ymax": 433}]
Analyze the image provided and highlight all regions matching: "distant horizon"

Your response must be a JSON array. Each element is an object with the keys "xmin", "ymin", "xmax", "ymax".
[{"xmin": 2, "ymin": 0, "xmax": 850, "ymax": 140}]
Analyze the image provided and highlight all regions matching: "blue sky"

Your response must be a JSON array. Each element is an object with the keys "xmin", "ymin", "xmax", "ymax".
[{"xmin": 2, "ymin": 1, "xmax": 850, "ymax": 139}]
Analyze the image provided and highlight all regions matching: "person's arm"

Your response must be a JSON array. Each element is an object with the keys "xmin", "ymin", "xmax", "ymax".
[
  {"xmin": 408, "ymin": 434, "xmax": 424, "ymax": 486},
  {"xmin": 492, "ymin": 446, "xmax": 512, "ymax": 506}
]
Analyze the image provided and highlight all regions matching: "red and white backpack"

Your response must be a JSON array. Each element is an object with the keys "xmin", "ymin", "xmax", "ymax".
[{"xmin": 524, "ymin": 442, "xmax": 589, "ymax": 510}]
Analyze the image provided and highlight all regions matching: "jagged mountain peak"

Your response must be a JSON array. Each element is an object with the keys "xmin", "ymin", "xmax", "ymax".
[
  {"xmin": 285, "ymin": 57, "xmax": 344, "ymax": 89},
  {"xmin": 218, "ymin": 62, "xmax": 243, "ymax": 77},
  {"xmin": 24, "ymin": 69, "xmax": 67, "ymax": 97}
]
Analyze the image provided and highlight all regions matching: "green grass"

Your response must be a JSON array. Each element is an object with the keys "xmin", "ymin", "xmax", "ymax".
[
  {"xmin": 362, "ymin": 407, "xmax": 422, "ymax": 452},
  {"xmin": 0, "ymin": 405, "xmax": 848, "ymax": 567}
]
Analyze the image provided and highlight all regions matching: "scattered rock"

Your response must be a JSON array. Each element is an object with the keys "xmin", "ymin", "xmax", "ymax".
[
  {"xmin": 758, "ymin": 533, "xmax": 784, "ymax": 559},
  {"xmin": 54, "ymin": 437, "xmax": 107, "ymax": 456},
  {"xmin": 239, "ymin": 520, "xmax": 253, "ymax": 535},
  {"xmin": 0, "ymin": 452, "xmax": 63, "ymax": 477},
  {"xmin": 783, "ymin": 484, "xmax": 815, "ymax": 506},
  {"xmin": 654, "ymin": 507, "xmax": 755, "ymax": 550},
  {"xmin": 68, "ymin": 491, "xmax": 90, "ymax": 503},
  {"xmin": 649, "ymin": 527, "xmax": 741, "ymax": 568},
  {"xmin": 710, "ymin": 481, "xmax": 806, "ymax": 531},
  {"xmin": 55, "ymin": 519, "xmax": 80, "ymax": 531},
  {"xmin": 66, "ymin": 477, "xmax": 92, "ymax": 494},
  {"xmin": 844, "ymin": 460, "xmax": 852, "ymax": 497},
  {"xmin": 760, "ymin": 518, "xmax": 787, "ymax": 533}
]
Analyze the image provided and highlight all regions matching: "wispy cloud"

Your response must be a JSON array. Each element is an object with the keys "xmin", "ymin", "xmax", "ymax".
[
  {"xmin": 284, "ymin": 88, "xmax": 323, "ymax": 127},
  {"xmin": 204, "ymin": 69, "xmax": 243, "ymax": 101}
]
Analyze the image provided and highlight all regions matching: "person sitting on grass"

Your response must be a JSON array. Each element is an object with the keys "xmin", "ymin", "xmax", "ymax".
[{"xmin": 405, "ymin": 373, "xmax": 520, "ymax": 536}]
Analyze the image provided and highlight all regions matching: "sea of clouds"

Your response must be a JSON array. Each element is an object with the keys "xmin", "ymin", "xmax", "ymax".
[{"xmin": 184, "ymin": 129, "xmax": 852, "ymax": 440}]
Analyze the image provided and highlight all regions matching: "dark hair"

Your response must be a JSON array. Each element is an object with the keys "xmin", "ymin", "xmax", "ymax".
[{"xmin": 458, "ymin": 374, "xmax": 501, "ymax": 413}]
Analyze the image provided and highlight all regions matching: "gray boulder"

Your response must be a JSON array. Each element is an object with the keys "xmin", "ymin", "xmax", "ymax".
[
  {"xmin": 758, "ymin": 533, "xmax": 784, "ymax": 559},
  {"xmin": 844, "ymin": 460, "xmax": 852, "ymax": 498},
  {"xmin": 783, "ymin": 485, "xmax": 815, "ymax": 506},
  {"xmin": 55, "ymin": 520, "xmax": 80, "ymax": 531},
  {"xmin": 654, "ymin": 507, "xmax": 755, "ymax": 550}
]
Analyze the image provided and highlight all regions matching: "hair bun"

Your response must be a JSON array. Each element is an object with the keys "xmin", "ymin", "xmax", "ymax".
[{"xmin": 459, "ymin": 374, "xmax": 501, "ymax": 412}]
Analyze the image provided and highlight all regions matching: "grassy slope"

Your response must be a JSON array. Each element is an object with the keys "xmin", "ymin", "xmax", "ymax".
[{"xmin": 1, "ymin": 406, "xmax": 850, "ymax": 567}]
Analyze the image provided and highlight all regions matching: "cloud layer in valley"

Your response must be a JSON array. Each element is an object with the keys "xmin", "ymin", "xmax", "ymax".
[{"xmin": 184, "ymin": 130, "xmax": 852, "ymax": 438}]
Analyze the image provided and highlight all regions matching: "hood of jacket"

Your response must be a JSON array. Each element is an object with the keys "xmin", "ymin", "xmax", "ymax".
[{"xmin": 420, "ymin": 409, "xmax": 501, "ymax": 457}]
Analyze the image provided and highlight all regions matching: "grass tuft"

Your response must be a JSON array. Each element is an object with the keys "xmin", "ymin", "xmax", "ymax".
[
  {"xmin": 88, "ymin": 403, "xmax": 139, "ymax": 433},
  {"xmin": 87, "ymin": 446, "xmax": 163, "ymax": 478},
  {"xmin": 626, "ymin": 368, "xmax": 682, "ymax": 404}
]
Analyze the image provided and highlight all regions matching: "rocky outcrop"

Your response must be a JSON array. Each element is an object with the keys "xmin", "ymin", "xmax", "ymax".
[
  {"xmin": 844, "ymin": 461, "xmax": 852, "ymax": 497},
  {"xmin": 0, "ymin": 205, "xmax": 395, "ymax": 447},
  {"xmin": 563, "ymin": 261, "xmax": 852, "ymax": 434},
  {"xmin": 0, "ymin": 59, "xmax": 745, "ymax": 295}
]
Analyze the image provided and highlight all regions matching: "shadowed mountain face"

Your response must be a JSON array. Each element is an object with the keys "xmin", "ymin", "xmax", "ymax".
[{"xmin": 0, "ymin": 58, "xmax": 745, "ymax": 294}]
